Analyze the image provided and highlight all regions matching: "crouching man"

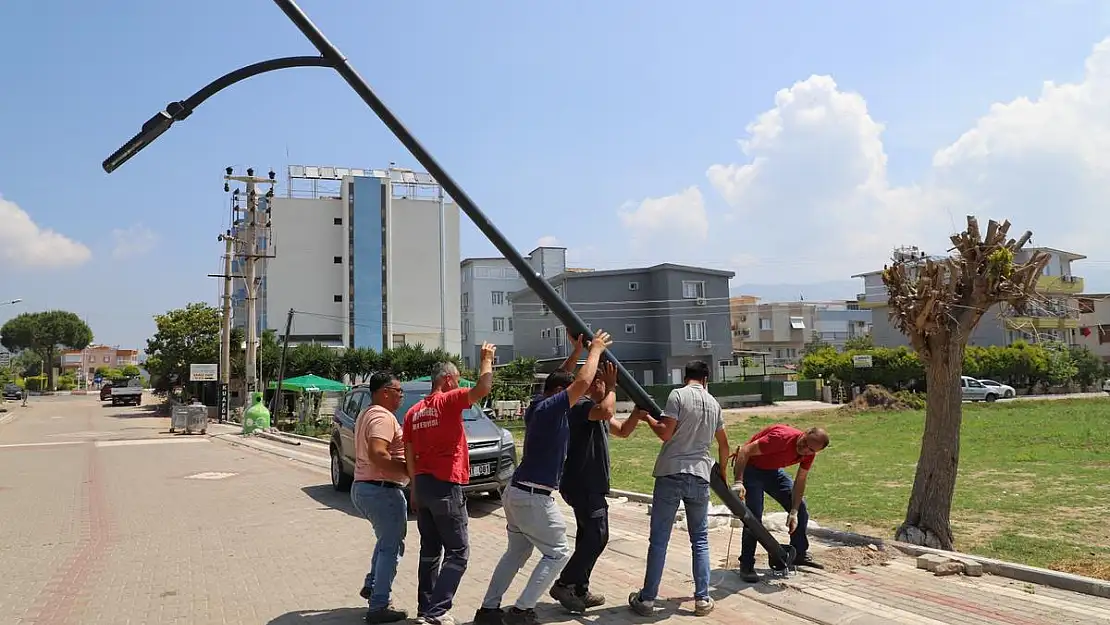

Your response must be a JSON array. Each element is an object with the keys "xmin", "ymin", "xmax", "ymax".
[{"xmin": 732, "ymin": 424, "xmax": 830, "ymax": 582}]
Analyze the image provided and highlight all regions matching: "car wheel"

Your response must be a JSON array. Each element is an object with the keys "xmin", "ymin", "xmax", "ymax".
[
  {"xmin": 1004, "ymin": 390, "xmax": 1014, "ymax": 399},
  {"xmin": 985, "ymin": 393, "xmax": 997, "ymax": 403},
  {"xmin": 330, "ymin": 445, "xmax": 353, "ymax": 492}
]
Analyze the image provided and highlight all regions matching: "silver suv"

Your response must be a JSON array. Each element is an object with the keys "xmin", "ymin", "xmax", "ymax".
[{"xmin": 329, "ymin": 379, "xmax": 518, "ymax": 497}]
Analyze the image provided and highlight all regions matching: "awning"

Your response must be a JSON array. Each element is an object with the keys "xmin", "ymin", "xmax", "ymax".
[{"xmin": 268, "ymin": 374, "xmax": 349, "ymax": 393}]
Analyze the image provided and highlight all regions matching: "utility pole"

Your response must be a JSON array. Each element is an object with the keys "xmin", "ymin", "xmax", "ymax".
[
  {"xmin": 217, "ymin": 229, "xmax": 235, "ymax": 422},
  {"xmin": 272, "ymin": 308, "xmax": 294, "ymax": 416},
  {"xmin": 224, "ymin": 167, "xmax": 276, "ymax": 399},
  {"xmin": 437, "ymin": 182, "xmax": 447, "ymax": 350}
]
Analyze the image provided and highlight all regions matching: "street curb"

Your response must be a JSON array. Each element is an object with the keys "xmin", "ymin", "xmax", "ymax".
[
  {"xmin": 217, "ymin": 421, "xmax": 328, "ymax": 447},
  {"xmin": 610, "ymin": 487, "xmax": 1110, "ymax": 599}
]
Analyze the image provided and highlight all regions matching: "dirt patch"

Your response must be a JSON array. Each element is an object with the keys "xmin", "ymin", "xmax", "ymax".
[
  {"xmin": 817, "ymin": 545, "xmax": 896, "ymax": 573},
  {"xmin": 840, "ymin": 386, "xmax": 924, "ymax": 411},
  {"xmin": 1050, "ymin": 556, "xmax": 1110, "ymax": 581}
]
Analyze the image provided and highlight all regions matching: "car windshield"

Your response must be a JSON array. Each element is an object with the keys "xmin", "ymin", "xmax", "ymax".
[
  {"xmin": 980, "ymin": 380, "xmax": 999, "ymax": 386},
  {"xmin": 393, "ymin": 392, "xmax": 483, "ymax": 422}
]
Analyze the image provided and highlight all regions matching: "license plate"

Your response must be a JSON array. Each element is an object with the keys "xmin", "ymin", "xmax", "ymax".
[{"xmin": 470, "ymin": 462, "xmax": 493, "ymax": 478}]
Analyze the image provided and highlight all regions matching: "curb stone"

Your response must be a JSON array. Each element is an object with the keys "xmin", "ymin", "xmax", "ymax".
[{"xmin": 612, "ymin": 488, "xmax": 1110, "ymax": 600}]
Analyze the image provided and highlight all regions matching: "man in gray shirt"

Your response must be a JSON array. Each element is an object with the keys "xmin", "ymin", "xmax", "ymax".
[{"xmin": 627, "ymin": 361, "xmax": 729, "ymax": 617}]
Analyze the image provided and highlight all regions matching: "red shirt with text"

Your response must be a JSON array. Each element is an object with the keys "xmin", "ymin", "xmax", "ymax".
[
  {"xmin": 403, "ymin": 388, "xmax": 472, "ymax": 484},
  {"xmin": 747, "ymin": 424, "xmax": 814, "ymax": 471}
]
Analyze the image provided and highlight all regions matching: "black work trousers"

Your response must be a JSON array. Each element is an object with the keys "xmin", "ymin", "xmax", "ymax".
[
  {"xmin": 556, "ymin": 490, "xmax": 609, "ymax": 593},
  {"xmin": 414, "ymin": 474, "xmax": 470, "ymax": 619}
]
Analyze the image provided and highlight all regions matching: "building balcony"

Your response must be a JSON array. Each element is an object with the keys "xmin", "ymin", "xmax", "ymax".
[
  {"xmin": 1036, "ymin": 275, "xmax": 1084, "ymax": 294},
  {"xmin": 1005, "ymin": 316, "xmax": 1080, "ymax": 331}
]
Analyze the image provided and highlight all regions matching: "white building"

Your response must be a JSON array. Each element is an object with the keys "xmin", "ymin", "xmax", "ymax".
[
  {"xmin": 231, "ymin": 165, "xmax": 461, "ymax": 355},
  {"xmin": 459, "ymin": 247, "xmax": 566, "ymax": 369}
]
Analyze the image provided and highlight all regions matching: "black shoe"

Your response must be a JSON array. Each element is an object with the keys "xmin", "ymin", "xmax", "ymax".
[
  {"xmin": 502, "ymin": 607, "xmax": 539, "ymax": 625},
  {"xmin": 549, "ymin": 583, "xmax": 586, "ymax": 613},
  {"xmin": 473, "ymin": 607, "xmax": 505, "ymax": 625},
  {"xmin": 795, "ymin": 555, "xmax": 825, "ymax": 570},
  {"xmin": 739, "ymin": 565, "xmax": 760, "ymax": 583},
  {"xmin": 365, "ymin": 605, "xmax": 408, "ymax": 624},
  {"xmin": 359, "ymin": 586, "xmax": 373, "ymax": 601}
]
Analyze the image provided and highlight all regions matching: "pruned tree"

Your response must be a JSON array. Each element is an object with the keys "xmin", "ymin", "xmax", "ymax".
[{"xmin": 882, "ymin": 216, "xmax": 1048, "ymax": 549}]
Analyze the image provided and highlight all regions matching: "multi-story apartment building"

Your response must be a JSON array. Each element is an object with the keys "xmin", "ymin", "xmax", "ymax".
[
  {"xmin": 511, "ymin": 263, "xmax": 735, "ymax": 386},
  {"xmin": 729, "ymin": 298, "xmax": 870, "ymax": 363},
  {"xmin": 231, "ymin": 165, "xmax": 461, "ymax": 354},
  {"xmin": 61, "ymin": 345, "xmax": 140, "ymax": 379},
  {"xmin": 459, "ymin": 247, "xmax": 566, "ymax": 369},
  {"xmin": 855, "ymin": 246, "xmax": 1085, "ymax": 347},
  {"xmin": 1076, "ymin": 293, "xmax": 1110, "ymax": 362}
]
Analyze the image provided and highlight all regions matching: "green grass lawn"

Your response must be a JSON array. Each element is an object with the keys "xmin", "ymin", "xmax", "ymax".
[{"xmin": 503, "ymin": 397, "xmax": 1110, "ymax": 579}]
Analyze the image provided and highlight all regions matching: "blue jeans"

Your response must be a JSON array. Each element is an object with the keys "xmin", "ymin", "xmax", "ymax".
[
  {"xmin": 351, "ymin": 481, "xmax": 409, "ymax": 611},
  {"xmin": 639, "ymin": 473, "xmax": 710, "ymax": 602},
  {"xmin": 739, "ymin": 466, "xmax": 809, "ymax": 568}
]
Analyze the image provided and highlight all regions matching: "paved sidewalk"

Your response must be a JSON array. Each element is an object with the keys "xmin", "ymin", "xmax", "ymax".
[{"xmin": 1, "ymin": 396, "xmax": 1108, "ymax": 624}]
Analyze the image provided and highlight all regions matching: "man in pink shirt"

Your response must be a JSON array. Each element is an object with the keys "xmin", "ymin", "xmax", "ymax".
[{"xmin": 352, "ymin": 372, "xmax": 410, "ymax": 623}]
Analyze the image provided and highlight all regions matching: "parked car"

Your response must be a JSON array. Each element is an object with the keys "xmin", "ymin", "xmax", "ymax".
[
  {"xmin": 977, "ymin": 379, "xmax": 1015, "ymax": 399},
  {"xmin": 2, "ymin": 383, "xmax": 23, "ymax": 400},
  {"xmin": 1103, "ymin": 379, "xmax": 1110, "ymax": 395},
  {"xmin": 99, "ymin": 383, "xmax": 113, "ymax": 401},
  {"xmin": 108, "ymin": 377, "xmax": 143, "ymax": 406},
  {"xmin": 329, "ymin": 379, "xmax": 518, "ymax": 496},
  {"xmin": 961, "ymin": 376, "xmax": 998, "ymax": 403}
]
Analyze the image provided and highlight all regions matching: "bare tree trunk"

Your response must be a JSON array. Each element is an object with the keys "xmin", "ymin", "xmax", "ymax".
[{"xmin": 896, "ymin": 342, "xmax": 965, "ymax": 550}]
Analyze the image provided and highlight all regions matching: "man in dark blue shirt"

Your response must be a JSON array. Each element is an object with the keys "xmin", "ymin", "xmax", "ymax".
[
  {"xmin": 548, "ymin": 361, "xmax": 640, "ymax": 613},
  {"xmin": 474, "ymin": 330, "xmax": 613, "ymax": 625}
]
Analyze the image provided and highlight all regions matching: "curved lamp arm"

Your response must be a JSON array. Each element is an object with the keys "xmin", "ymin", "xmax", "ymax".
[{"xmin": 102, "ymin": 55, "xmax": 335, "ymax": 173}]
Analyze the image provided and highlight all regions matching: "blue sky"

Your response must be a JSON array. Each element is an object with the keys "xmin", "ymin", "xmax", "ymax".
[{"xmin": 2, "ymin": 0, "xmax": 1109, "ymax": 349}]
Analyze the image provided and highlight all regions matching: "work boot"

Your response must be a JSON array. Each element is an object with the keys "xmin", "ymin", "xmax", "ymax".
[
  {"xmin": 579, "ymin": 590, "xmax": 605, "ymax": 609},
  {"xmin": 501, "ymin": 607, "xmax": 539, "ymax": 625},
  {"xmin": 627, "ymin": 592, "xmax": 654, "ymax": 617},
  {"xmin": 473, "ymin": 607, "xmax": 504, "ymax": 625},
  {"xmin": 739, "ymin": 565, "xmax": 760, "ymax": 583},
  {"xmin": 795, "ymin": 554, "xmax": 825, "ymax": 570},
  {"xmin": 365, "ymin": 605, "xmax": 407, "ymax": 624},
  {"xmin": 549, "ymin": 583, "xmax": 586, "ymax": 613}
]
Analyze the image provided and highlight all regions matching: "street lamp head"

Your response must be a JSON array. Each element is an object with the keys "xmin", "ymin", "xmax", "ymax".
[{"xmin": 102, "ymin": 110, "xmax": 175, "ymax": 174}]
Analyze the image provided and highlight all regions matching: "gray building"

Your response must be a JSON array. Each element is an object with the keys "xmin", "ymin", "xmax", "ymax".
[
  {"xmin": 511, "ymin": 263, "xmax": 736, "ymax": 386},
  {"xmin": 460, "ymin": 247, "xmax": 566, "ymax": 369}
]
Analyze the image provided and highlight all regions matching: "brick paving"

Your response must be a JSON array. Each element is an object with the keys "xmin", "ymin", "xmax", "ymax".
[{"xmin": 1, "ymin": 395, "xmax": 1107, "ymax": 624}]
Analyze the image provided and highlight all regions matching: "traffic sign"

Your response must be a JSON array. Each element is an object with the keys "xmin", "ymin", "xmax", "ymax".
[{"xmin": 189, "ymin": 364, "xmax": 219, "ymax": 382}]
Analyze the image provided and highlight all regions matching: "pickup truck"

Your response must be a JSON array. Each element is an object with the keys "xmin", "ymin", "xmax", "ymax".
[{"xmin": 108, "ymin": 378, "xmax": 143, "ymax": 406}]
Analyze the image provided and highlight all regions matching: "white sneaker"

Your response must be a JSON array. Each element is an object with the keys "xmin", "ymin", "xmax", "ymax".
[{"xmin": 695, "ymin": 597, "xmax": 715, "ymax": 616}]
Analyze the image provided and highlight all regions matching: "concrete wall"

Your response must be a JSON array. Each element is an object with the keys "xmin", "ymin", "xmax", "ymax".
[
  {"xmin": 387, "ymin": 196, "xmax": 460, "ymax": 355},
  {"xmin": 267, "ymin": 196, "xmax": 347, "ymax": 344}
]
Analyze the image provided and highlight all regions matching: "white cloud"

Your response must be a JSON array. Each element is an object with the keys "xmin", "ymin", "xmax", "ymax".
[
  {"xmin": 0, "ymin": 196, "xmax": 92, "ymax": 268},
  {"xmin": 705, "ymin": 74, "xmax": 939, "ymax": 281},
  {"xmin": 618, "ymin": 186, "xmax": 710, "ymax": 252},
  {"xmin": 536, "ymin": 235, "xmax": 561, "ymax": 248},
  {"xmin": 111, "ymin": 225, "xmax": 159, "ymax": 260}
]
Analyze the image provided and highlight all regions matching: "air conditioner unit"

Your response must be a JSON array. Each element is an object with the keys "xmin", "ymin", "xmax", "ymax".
[
  {"xmin": 700, "ymin": 340, "xmax": 713, "ymax": 349},
  {"xmin": 695, "ymin": 297, "xmax": 707, "ymax": 306},
  {"xmin": 628, "ymin": 281, "xmax": 640, "ymax": 291}
]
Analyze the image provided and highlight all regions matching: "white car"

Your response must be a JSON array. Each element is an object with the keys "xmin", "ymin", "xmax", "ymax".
[{"xmin": 978, "ymin": 379, "xmax": 1015, "ymax": 399}]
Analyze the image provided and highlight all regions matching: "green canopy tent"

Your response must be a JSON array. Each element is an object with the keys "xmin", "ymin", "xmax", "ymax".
[
  {"xmin": 267, "ymin": 374, "xmax": 349, "ymax": 393},
  {"xmin": 410, "ymin": 375, "xmax": 476, "ymax": 388}
]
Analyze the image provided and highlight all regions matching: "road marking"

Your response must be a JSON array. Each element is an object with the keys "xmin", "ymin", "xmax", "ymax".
[
  {"xmin": 95, "ymin": 438, "xmax": 210, "ymax": 448},
  {"xmin": 0, "ymin": 441, "xmax": 83, "ymax": 449},
  {"xmin": 185, "ymin": 471, "xmax": 237, "ymax": 480}
]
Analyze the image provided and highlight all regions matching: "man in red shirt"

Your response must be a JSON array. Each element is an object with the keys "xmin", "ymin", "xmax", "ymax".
[
  {"xmin": 731, "ymin": 424, "xmax": 830, "ymax": 582},
  {"xmin": 403, "ymin": 342, "xmax": 496, "ymax": 625}
]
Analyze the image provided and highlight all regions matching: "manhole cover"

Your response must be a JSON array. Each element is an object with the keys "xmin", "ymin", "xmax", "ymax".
[{"xmin": 184, "ymin": 472, "xmax": 237, "ymax": 480}]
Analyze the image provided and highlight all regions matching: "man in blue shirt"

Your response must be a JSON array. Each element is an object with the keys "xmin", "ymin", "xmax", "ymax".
[{"xmin": 474, "ymin": 329, "xmax": 613, "ymax": 625}]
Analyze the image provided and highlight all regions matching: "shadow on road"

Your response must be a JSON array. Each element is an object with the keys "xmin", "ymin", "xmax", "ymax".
[
  {"xmin": 106, "ymin": 405, "xmax": 162, "ymax": 419},
  {"xmin": 302, "ymin": 484, "xmax": 362, "ymax": 518},
  {"xmin": 266, "ymin": 607, "xmax": 366, "ymax": 624}
]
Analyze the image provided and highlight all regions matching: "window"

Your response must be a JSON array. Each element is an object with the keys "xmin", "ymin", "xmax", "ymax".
[
  {"xmin": 759, "ymin": 318, "xmax": 772, "ymax": 331},
  {"xmin": 492, "ymin": 317, "xmax": 505, "ymax": 332},
  {"xmin": 1079, "ymin": 298, "xmax": 1095, "ymax": 314},
  {"xmin": 683, "ymin": 320, "xmax": 707, "ymax": 342},
  {"xmin": 628, "ymin": 281, "xmax": 640, "ymax": 291},
  {"xmin": 508, "ymin": 317, "xmax": 513, "ymax": 332},
  {"xmin": 475, "ymin": 266, "xmax": 492, "ymax": 278},
  {"xmin": 392, "ymin": 334, "xmax": 406, "ymax": 346},
  {"xmin": 682, "ymin": 281, "xmax": 705, "ymax": 299},
  {"xmin": 334, "ymin": 295, "xmax": 343, "ymax": 303},
  {"xmin": 463, "ymin": 319, "xmax": 470, "ymax": 340},
  {"xmin": 541, "ymin": 328, "xmax": 551, "ymax": 339},
  {"xmin": 103, "ymin": 356, "xmax": 110, "ymax": 363},
  {"xmin": 555, "ymin": 326, "xmax": 566, "ymax": 347},
  {"xmin": 491, "ymin": 291, "xmax": 505, "ymax": 305},
  {"xmin": 461, "ymin": 293, "xmax": 469, "ymax": 312},
  {"xmin": 789, "ymin": 316, "xmax": 806, "ymax": 330},
  {"xmin": 333, "ymin": 256, "xmax": 342, "ymax": 264},
  {"xmin": 541, "ymin": 304, "xmax": 550, "ymax": 316},
  {"xmin": 625, "ymin": 323, "xmax": 637, "ymax": 334},
  {"xmin": 333, "ymin": 217, "xmax": 343, "ymax": 225}
]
